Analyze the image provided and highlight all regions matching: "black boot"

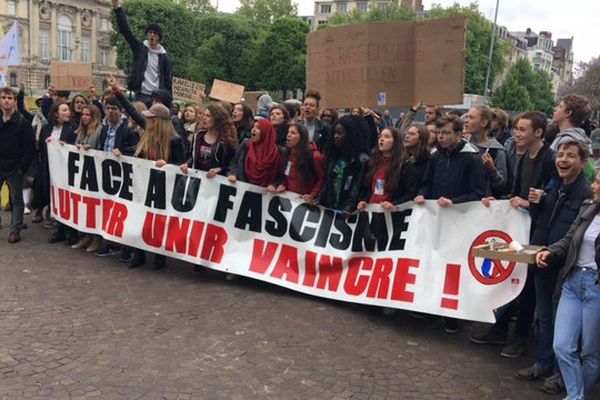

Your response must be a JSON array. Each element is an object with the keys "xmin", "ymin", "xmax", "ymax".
[
  {"xmin": 129, "ymin": 250, "xmax": 146, "ymax": 269},
  {"xmin": 153, "ymin": 255, "xmax": 166, "ymax": 270}
]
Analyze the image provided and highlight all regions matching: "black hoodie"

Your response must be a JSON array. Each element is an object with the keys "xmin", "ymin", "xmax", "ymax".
[{"xmin": 418, "ymin": 140, "xmax": 487, "ymax": 203}]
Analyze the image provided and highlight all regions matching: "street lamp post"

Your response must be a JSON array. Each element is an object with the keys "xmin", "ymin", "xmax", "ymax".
[{"xmin": 483, "ymin": 0, "xmax": 500, "ymax": 99}]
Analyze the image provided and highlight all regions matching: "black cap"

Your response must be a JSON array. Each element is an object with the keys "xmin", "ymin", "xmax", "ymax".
[{"xmin": 145, "ymin": 23, "xmax": 163, "ymax": 41}]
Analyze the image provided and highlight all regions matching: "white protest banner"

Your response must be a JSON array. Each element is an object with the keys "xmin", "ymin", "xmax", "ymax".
[
  {"xmin": 172, "ymin": 76, "xmax": 205, "ymax": 103},
  {"xmin": 47, "ymin": 142, "xmax": 530, "ymax": 323}
]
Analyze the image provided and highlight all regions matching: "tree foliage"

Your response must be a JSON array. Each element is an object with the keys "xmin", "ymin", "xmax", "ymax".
[
  {"xmin": 427, "ymin": 4, "xmax": 508, "ymax": 95},
  {"xmin": 559, "ymin": 57, "xmax": 600, "ymax": 114},
  {"xmin": 237, "ymin": 0, "xmax": 297, "ymax": 25},
  {"xmin": 110, "ymin": 0, "xmax": 198, "ymax": 79},
  {"xmin": 492, "ymin": 58, "xmax": 555, "ymax": 114},
  {"xmin": 188, "ymin": 13, "xmax": 259, "ymax": 85},
  {"xmin": 243, "ymin": 17, "xmax": 309, "ymax": 91},
  {"xmin": 172, "ymin": 0, "xmax": 215, "ymax": 13},
  {"xmin": 327, "ymin": 4, "xmax": 416, "ymax": 26}
]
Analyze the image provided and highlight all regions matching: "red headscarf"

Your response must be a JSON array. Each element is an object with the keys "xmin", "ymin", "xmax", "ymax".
[{"xmin": 245, "ymin": 119, "xmax": 281, "ymax": 187}]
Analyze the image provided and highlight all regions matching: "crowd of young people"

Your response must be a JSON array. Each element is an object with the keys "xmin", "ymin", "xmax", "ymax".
[{"xmin": 1, "ymin": 2, "xmax": 600, "ymax": 398}]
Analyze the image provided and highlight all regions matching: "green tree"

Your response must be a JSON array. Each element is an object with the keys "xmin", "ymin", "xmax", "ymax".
[
  {"xmin": 172, "ymin": 0, "xmax": 215, "ymax": 13},
  {"xmin": 492, "ymin": 58, "xmax": 555, "ymax": 113},
  {"xmin": 110, "ymin": 0, "xmax": 198, "ymax": 79},
  {"xmin": 237, "ymin": 0, "xmax": 297, "ymax": 25},
  {"xmin": 327, "ymin": 4, "xmax": 416, "ymax": 27},
  {"xmin": 243, "ymin": 17, "xmax": 309, "ymax": 92},
  {"xmin": 559, "ymin": 57, "xmax": 600, "ymax": 115},
  {"xmin": 187, "ymin": 13, "xmax": 259, "ymax": 85},
  {"xmin": 491, "ymin": 75, "xmax": 532, "ymax": 111},
  {"xmin": 426, "ymin": 4, "xmax": 508, "ymax": 95},
  {"xmin": 529, "ymin": 69, "xmax": 555, "ymax": 115}
]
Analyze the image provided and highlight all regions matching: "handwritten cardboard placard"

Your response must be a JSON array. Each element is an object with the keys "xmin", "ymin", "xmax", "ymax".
[
  {"xmin": 306, "ymin": 17, "xmax": 465, "ymax": 108},
  {"xmin": 209, "ymin": 79, "xmax": 245, "ymax": 104},
  {"xmin": 172, "ymin": 77, "xmax": 206, "ymax": 103},
  {"xmin": 50, "ymin": 61, "xmax": 93, "ymax": 91}
]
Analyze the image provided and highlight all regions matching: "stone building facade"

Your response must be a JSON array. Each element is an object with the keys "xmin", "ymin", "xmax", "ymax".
[{"xmin": 1, "ymin": 0, "xmax": 122, "ymax": 95}]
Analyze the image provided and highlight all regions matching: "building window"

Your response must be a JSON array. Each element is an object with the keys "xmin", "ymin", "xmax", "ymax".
[
  {"xmin": 101, "ymin": 18, "xmax": 109, "ymax": 31},
  {"xmin": 81, "ymin": 36, "xmax": 90, "ymax": 62},
  {"xmin": 44, "ymin": 74, "xmax": 51, "ymax": 88},
  {"xmin": 318, "ymin": 20, "xmax": 328, "ymax": 27},
  {"xmin": 7, "ymin": 1, "xmax": 16, "ymax": 16},
  {"xmin": 337, "ymin": 2, "xmax": 347, "ymax": 12},
  {"xmin": 9, "ymin": 72, "xmax": 17, "ymax": 87},
  {"xmin": 57, "ymin": 15, "xmax": 72, "ymax": 61},
  {"xmin": 100, "ymin": 48, "xmax": 109, "ymax": 66},
  {"xmin": 377, "ymin": 1, "xmax": 389, "ymax": 9},
  {"xmin": 320, "ymin": 4, "xmax": 331, "ymax": 14},
  {"xmin": 357, "ymin": 2, "xmax": 368, "ymax": 12},
  {"xmin": 39, "ymin": 29, "xmax": 49, "ymax": 60}
]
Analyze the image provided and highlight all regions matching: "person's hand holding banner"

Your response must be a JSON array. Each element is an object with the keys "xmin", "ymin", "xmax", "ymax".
[
  {"xmin": 155, "ymin": 160, "xmax": 167, "ymax": 168},
  {"xmin": 179, "ymin": 164, "xmax": 189, "ymax": 174},
  {"xmin": 206, "ymin": 168, "xmax": 221, "ymax": 178},
  {"xmin": 112, "ymin": 148, "xmax": 122, "ymax": 158},
  {"xmin": 381, "ymin": 201, "xmax": 395, "ymax": 210},
  {"xmin": 481, "ymin": 196, "xmax": 495, "ymax": 207},
  {"xmin": 536, "ymin": 250, "xmax": 551, "ymax": 268},
  {"xmin": 414, "ymin": 195, "xmax": 425, "ymax": 205},
  {"xmin": 437, "ymin": 197, "xmax": 453, "ymax": 207}
]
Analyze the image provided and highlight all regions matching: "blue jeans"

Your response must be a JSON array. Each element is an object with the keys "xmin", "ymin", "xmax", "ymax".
[
  {"xmin": 553, "ymin": 267, "xmax": 600, "ymax": 400},
  {"xmin": 536, "ymin": 266, "xmax": 559, "ymax": 371}
]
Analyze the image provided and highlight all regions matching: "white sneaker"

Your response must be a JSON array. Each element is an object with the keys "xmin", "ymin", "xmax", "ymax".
[{"xmin": 24, "ymin": 206, "xmax": 31, "ymax": 215}]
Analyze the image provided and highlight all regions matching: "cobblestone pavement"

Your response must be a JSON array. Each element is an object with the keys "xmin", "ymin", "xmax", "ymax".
[{"xmin": 0, "ymin": 211, "xmax": 598, "ymax": 399}]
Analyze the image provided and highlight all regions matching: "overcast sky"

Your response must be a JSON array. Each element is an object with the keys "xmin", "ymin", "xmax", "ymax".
[{"xmin": 218, "ymin": 0, "xmax": 599, "ymax": 64}]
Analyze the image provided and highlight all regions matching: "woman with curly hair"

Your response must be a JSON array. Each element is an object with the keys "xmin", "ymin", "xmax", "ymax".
[{"xmin": 180, "ymin": 103, "xmax": 239, "ymax": 178}]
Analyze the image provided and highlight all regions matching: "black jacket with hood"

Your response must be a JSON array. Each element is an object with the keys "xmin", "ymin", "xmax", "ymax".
[
  {"xmin": 418, "ymin": 140, "xmax": 487, "ymax": 204},
  {"xmin": 114, "ymin": 7, "xmax": 173, "ymax": 95}
]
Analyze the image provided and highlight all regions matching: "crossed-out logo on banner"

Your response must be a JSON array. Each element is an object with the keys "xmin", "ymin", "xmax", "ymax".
[{"xmin": 468, "ymin": 230, "xmax": 518, "ymax": 285}]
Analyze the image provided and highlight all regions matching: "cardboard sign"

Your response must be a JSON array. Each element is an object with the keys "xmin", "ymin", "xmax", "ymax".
[
  {"xmin": 306, "ymin": 17, "xmax": 466, "ymax": 108},
  {"xmin": 172, "ymin": 76, "xmax": 205, "ymax": 103},
  {"xmin": 50, "ymin": 61, "xmax": 93, "ymax": 91},
  {"xmin": 209, "ymin": 79, "xmax": 245, "ymax": 104}
]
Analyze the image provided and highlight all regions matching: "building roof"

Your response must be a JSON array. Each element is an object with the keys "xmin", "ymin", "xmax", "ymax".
[{"xmin": 556, "ymin": 38, "xmax": 573, "ymax": 51}]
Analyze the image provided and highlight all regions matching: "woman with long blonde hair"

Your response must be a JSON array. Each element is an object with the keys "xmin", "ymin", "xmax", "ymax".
[
  {"xmin": 74, "ymin": 104, "xmax": 102, "ymax": 150},
  {"xmin": 72, "ymin": 104, "xmax": 103, "ymax": 252},
  {"xmin": 130, "ymin": 104, "xmax": 185, "ymax": 270},
  {"xmin": 128, "ymin": 101, "xmax": 147, "ymax": 137}
]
